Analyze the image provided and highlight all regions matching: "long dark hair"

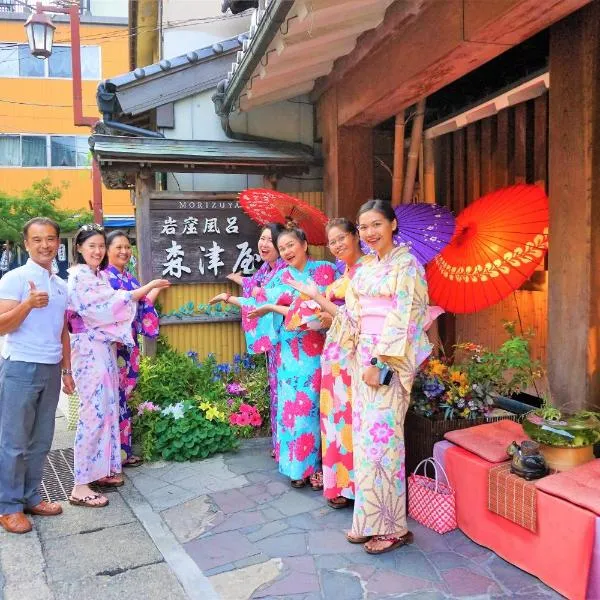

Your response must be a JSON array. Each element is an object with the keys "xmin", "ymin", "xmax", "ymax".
[
  {"xmin": 73, "ymin": 224, "xmax": 108, "ymax": 270},
  {"xmin": 260, "ymin": 222, "xmax": 285, "ymax": 253},
  {"xmin": 356, "ymin": 199, "xmax": 398, "ymax": 234}
]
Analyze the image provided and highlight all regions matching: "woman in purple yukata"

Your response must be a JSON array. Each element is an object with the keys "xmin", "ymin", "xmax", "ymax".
[
  {"xmin": 104, "ymin": 231, "xmax": 162, "ymax": 468},
  {"xmin": 67, "ymin": 225, "xmax": 169, "ymax": 508},
  {"xmin": 222, "ymin": 223, "xmax": 285, "ymax": 455}
]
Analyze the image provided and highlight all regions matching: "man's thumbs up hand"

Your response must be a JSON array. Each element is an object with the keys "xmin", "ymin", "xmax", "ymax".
[{"xmin": 27, "ymin": 280, "xmax": 49, "ymax": 309}]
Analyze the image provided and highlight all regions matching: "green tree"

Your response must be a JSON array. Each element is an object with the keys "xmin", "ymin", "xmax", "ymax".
[{"xmin": 0, "ymin": 179, "xmax": 91, "ymax": 242}]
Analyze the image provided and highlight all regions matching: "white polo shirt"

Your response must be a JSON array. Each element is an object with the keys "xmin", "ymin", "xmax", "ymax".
[{"xmin": 0, "ymin": 259, "xmax": 67, "ymax": 364}]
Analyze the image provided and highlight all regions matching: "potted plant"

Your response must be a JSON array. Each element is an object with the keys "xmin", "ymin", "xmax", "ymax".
[
  {"xmin": 406, "ymin": 321, "xmax": 541, "ymax": 474},
  {"xmin": 522, "ymin": 398, "xmax": 600, "ymax": 471}
]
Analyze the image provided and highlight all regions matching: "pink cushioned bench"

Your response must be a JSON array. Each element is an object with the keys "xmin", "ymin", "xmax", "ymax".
[{"xmin": 433, "ymin": 421, "xmax": 599, "ymax": 600}]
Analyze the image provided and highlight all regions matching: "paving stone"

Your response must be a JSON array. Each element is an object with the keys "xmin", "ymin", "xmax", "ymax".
[
  {"xmin": 442, "ymin": 567, "xmax": 503, "ymax": 597},
  {"xmin": 254, "ymin": 569, "xmax": 320, "ymax": 597},
  {"xmin": 346, "ymin": 550, "xmax": 398, "ymax": 569},
  {"xmin": 233, "ymin": 553, "xmax": 271, "ymax": 569},
  {"xmin": 246, "ymin": 520, "xmax": 289, "ymax": 542},
  {"xmin": 307, "ymin": 529, "xmax": 363, "ymax": 555},
  {"xmin": 246, "ymin": 472, "xmax": 275, "ymax": 483},
  {"xmin": 160, "ymin": 495, "xmax": 224, "ymax": 543},
  {"xmin": 365, "ymin": 569, "xmax": 436, "ymax": 596},
  {"xmin": 397, "ymin": 592, "xmax": 448, "ymax": 600},
  {"xmin": 212, "ymin": 510, "xmax": 265, "ymax": 534},
  {"xmin": 204, "ymin": 474, "xmax": 250, "ymax": 493},
  {"xmin": 255, "ymin": 532, "xmax": 308, "ymax": 558},
  {"xmin": 267, "ymin": 491, "xmax": 322, "ymax": 517},
  {"xmin": 428, "ymin": 550, "xmax": 476, "ymax": 571},
  {"xmin": 0, "ymin": 528, "xmax": 50, "ymax": 585},
  {"xmin": 261, "ymin": 507, "xmax": 286, "ymax": 521},
  {"xmin": 412, "ymin": 523, "xmax": 452, "ymax": 553},
  {"xmin": 184, "ymin": 530, "xmax": 260, "ymax": 571},
  {"xmin": 210, "ymin": 558, "xmax": 282, "ymax": 600},
  {"xmin": 266, "ymin": 481, "xmax": 289, "ymax": 497},
  {"xmin": 3, "ymin": 581, "xmax": 54, "ymax": 600},
  {"xmin": 226, "ymin": 452, "xmax": 277, "ymax": 475},
  {"xmin": 143, "ymin": 484, "xmax": 198, "ymax": 511},
  {"xmin": 286, "ymin": 512, "xmax": 322, "ymax": 531},
  {"xmin": 211, "ymin": 488, "xmax": 257, "ymax": 514},
  {"xmin": 204, "ymin": 563, "xmax": 236, "ymax": 576},
  {"xmin": 33, "ymin": 495, "xmax": 135, "ymax": 541},
  {"xmin": 52, "ymin": 562, "xmax": 187, "ymax": 600},
  {"xmin": 130, "ymin": 473, "xmax": 171, "ymax": 495},
  {"xmin": 487, "ymin": 555, "xmax": 544, "ymax": 593},
  {"xmin": 44, "ymin": 522, "xmax": 162, "ymax": 583},
  {"xmin": 394, "ymin": 549, "xmax": 442, "ymax": 582},
  {"xmin": 314, "ymin": 554, "xmax": 352, "ymax": 570},
  {"xmin": 284, "ymin": 555, "xmax": 317, "ymax": 575},
  {"xmin": 321, "ymin": 570, "xmax": 363, "ymax": 600}
]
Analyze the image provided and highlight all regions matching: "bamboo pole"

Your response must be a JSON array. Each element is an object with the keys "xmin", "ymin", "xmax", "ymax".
[
  {"xmin": 423, "ymin": 137, "xmax": 436, "ymax": 204},
  {"xmin": 402, "ymin": 99, "xmax": 426, "ymax": 204},
  {"xmin": 391, "ymin": 110, "xmax": 405, "ymax": 206}
]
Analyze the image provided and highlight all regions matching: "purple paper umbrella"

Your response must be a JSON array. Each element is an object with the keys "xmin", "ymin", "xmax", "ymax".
[{"xmin": 358, "ymin": 203, "xmax": 455, "ymax": 265}]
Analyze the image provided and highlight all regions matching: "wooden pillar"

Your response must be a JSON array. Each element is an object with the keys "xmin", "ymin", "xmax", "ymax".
[
  {"xmin": 402, "ymin": 99, "xmax": 426, "ymax": 204},
  {"xmin": 391, "ymin": 111, "xmax": 405, "ymax": 206},
  {"xmin": 319, "ymin": 87, "xmax": 373, "ymax": 220},
  {"xmin": 548, "ymin": 2, "xmax": 600, "ymax": 411},
  {"xmin": 134, "ymin": 171, "xmax": 157, "ymax": 357},
  {"xmin": 423, "ymin": 137, "xmax": 436, "ymax": 203}
]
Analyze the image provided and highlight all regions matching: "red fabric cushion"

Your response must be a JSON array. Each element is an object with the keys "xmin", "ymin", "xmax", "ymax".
[
  {"xmin": 534, "ymin": 459, "xmax": 600, "ymax": 516},
  {"xmin": 444, "ymin": 419, "xmax": 528, "ymax": 463}
]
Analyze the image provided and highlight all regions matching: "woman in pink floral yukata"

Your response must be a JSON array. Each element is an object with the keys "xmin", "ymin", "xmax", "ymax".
[
  {"xmin": 336, "ymin": 200, "xmax": 433, "ymax": 554},
  {"xmin": 67, "ymin": 225, "xmax": 169, "ymax": 508},
  {"xmin": 104, "ymin": 230, "xmax": 163, "ymax": 468}
]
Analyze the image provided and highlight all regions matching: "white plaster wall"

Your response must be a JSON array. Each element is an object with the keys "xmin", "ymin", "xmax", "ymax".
[{"xmin": 89, "ymin": 0, "xmax": 128, "ymax": 18}]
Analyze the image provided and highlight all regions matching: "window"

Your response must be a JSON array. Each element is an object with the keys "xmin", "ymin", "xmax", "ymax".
[
  {"xmin": 18, "ymin": 44, "xmax": 44, "ymax": 77},
  {"xmin": 48, "ymin": 46, "xmax": 72, "ymax": 78},
  {"xmin": 0, "ymin": 43, "xmax": 18, "ymax": 77},
  {"xmin": 0, "ymin": 43, "xmax": 100, "ymax": 79},
  {"xmin": 22, "ymin": 136, "xmax": 47, "ymax": 167},
  {"xmin": 0, "ymin": 135, "xmax": 90, "ymax": 168},
  {"xmin": 0, "ymin": 135, "xmax": 20, "ymax": 166}
]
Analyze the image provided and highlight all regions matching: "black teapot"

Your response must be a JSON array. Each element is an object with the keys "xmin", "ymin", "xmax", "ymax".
[{"xmin": 506, "ymin": 440, "xmax": 549, "ymax": 480}]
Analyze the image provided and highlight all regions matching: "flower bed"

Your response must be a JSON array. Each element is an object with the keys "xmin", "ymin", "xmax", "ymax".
[{"xmin": 131, "ymin": 339, "xmax": 270, "ymax": 462}]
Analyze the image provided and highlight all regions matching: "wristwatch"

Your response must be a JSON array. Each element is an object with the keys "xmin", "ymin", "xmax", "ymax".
[
  {"xmin": 370, "ymin": 357, "xmax": 385, "ymax": 369},
  {"xmin": 61, "ymin": 368, "xmax": 72, "ymax": 376}
]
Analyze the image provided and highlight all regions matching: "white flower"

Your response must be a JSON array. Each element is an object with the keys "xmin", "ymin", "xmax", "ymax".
[{"xmin": 161, "ymin": 402, "xmax": 185, "ymax": 420}]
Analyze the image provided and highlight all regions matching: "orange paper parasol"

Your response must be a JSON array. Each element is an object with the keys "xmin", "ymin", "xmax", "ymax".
[
  {"xmin": 426, "ymin": 184, "xmax": 549, "ymax": 314},
  {"xmin": 239, "ymin": 189, "xmax": 328, "ymax": 246}
]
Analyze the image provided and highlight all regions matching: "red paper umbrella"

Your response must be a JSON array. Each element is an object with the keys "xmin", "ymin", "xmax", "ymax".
[
  {"xmin": 426, "ymin": 184, "xmax": 549, "ymax": 314},
  {"xmin": 239, "ymin": 189, "xmax": 328, "ymax": 246}
]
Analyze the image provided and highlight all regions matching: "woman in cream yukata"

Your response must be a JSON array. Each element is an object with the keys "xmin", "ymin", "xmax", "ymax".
[
  {"xmin": 336, "ymin": 200, "xmax": 433, "ymax": 555},
  {"xmin": 67, "ymin": 225, "xmax": 169, "ymax": 508}
]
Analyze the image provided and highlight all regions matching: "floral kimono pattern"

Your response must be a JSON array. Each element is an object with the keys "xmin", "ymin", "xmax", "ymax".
[
  {"xmin": 239, "ymin": 258, "xmax": 286, "ymax": 449},
  {"xmin": 104, "ymin": 265, "xmax": 159, "ymax": 460},
  {"xmin": 333, "ymin": 246, "xmax": 432, "ymax": 537},
  {"xmin": 67, "ymin": 265, "xmax": 137, "ymax": 485},
  {"xmin": 243, "ymin": 260, "xmax": 337, "ymax": 480},
  {"xmin": 320, "ymin": 257, "xmax": 368, "ymax": 500}
]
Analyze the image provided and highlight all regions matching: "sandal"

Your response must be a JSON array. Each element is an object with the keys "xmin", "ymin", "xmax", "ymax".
[
  {"xmin": 123, "ymin": 456, "xmax": 143, "ymax": 468},
  {"xmin": 364, "ymin": 531, "xmax": 414, "ymax": 555},
  {"xmin": 270, "ymin": 449, "xmax": 276, "ymax": 460},
  {"xmin": 95, "ymin": 475, "xmax": 124, "ymax": 488},
  {"xmin": 291, "ymin": 479, "xmax": 307, "ymax": 488},
  {"xmin": 309, "ymin": 471, "xmax": 323, "ymax": 491},
  {"xmin": 346, "ymin": 531, "xmax": 372, "ymax": 544},
  {"xmin": 69, "ymin": 493, "xmax": 109, "ymax": 508},
  {"xmin": 327, "ymin": 496, "xmax": 352, "ymax": 509}
]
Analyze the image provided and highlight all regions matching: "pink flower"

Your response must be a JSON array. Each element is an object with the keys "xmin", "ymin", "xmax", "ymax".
[
  {"xmin": 369, "ymin": 422, "xmax": 394, "ymax": 444},
  {"xmin": 302, "ymin": 330, "xmax": 324, "ymax": 357},
  {"xmin": 293, "ymin": 392, "xmax": 312, "ymax": 417},
  {"xmin": 290, "ymin": 337, "xmax": 300, "ymax": 360},
  {"xmin": 249, "ymin": 413, "xmax": 262, "ymax": 427},
  {"xmin": 237, "ymin": 412, "xmax": 250, "ymax": 426},
  {"xmin": 312, "ymin": 264, "xmax": 335, "ymax": 286},
  {"xmin": 281, "ymin": 401, "xmax": 296, "ymax": 428},
  {"xmin": 252, "ymin": 335, "xmax": 272, "ymax": 354},
  {"xmin": 239, "ymin": 403, "xmax": 254, "ymax": 414},
  {"xmin": 294, "ymin": 432, "xmax": 316, "ymax": 461},
  {"xmin": 229, "ymin": 414, "xmax": 240, "ymax": 425}
]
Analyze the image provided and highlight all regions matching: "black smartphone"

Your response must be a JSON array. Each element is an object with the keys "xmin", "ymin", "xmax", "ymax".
[{"xmin": 379, "ymin": 365, "xmax": 393, "ymax": 386}]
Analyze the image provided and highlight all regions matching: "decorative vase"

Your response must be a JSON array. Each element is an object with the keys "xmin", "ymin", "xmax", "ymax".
[{"xmin": 538, "ymin": 443, "xmax": 595, "ymax": 472}]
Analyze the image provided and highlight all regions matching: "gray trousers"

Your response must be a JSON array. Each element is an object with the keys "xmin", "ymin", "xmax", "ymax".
[{"xmin": 0, "ymin": 358, "xmax": 61, "ymax": 514}]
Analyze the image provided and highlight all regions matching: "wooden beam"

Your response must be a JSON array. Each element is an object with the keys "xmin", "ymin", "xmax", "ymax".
[
  {"xmin": 547, "ymin": 1, "xmax": 600, "ymax": 411},
  {"xmin": 423, "ymin": 137, "xmax": 435, "ymax": 203},
  {"xmin": 326, "ymin": 0, "xmax": 591, "ymax": 126},
  {"xmin": 391, "ymin": 111, "xmax": 405, "ymax": 206},
  {"xmin": 402, "ymin": 99, "xmax": 426, "ymax": 204},
  {"xmin": 134, "ymin": 171, "xmax": 156, "ymax": 357}
]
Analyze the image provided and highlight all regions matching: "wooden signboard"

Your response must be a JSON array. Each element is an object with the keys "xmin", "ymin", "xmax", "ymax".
[{"xmin": 149, "ymin": 196, "xmax": 261, "ymax": 284}]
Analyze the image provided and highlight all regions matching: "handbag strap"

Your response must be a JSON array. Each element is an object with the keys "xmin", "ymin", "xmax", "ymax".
[{"xmin": 413, "ymin": 457, "xmax": 453, "ymax": 493}]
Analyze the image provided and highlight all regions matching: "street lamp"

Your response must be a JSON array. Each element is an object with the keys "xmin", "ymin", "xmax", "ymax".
[
  {"xmin": 24, "ymin": 6, "xmax": 55, "ymax": 59},
  {"xmin": 23, "ymin": 1, "xmax": 103, "ymax": 225}
]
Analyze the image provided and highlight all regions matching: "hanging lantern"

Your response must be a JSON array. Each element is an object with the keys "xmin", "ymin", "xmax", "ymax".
[{"xmin": 24, "ymin": 9, "xmax": 56, "ymax": 59}]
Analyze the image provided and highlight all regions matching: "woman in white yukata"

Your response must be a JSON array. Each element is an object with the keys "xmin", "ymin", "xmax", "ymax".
[{"xmin": 67, "ymin": 224, "xmax": 169, "ymax": 508}]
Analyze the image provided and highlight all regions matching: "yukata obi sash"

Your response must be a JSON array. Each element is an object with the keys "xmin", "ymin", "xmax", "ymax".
[{"xmin": 359, "ymin": 296, "xmax": 393, "ymax": 335}]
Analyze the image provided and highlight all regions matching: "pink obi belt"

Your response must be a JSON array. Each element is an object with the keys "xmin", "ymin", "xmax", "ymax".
[
  {"xmin": 66, "ymin": 310, "xmax": 87, "ymax": 334},
  {"xmin": 360, "ymin": 296, "xmax": 393, "ymax": 334}
]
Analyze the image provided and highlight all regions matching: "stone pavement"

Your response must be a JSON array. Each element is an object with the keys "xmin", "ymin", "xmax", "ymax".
[{"xmin": 0, "ymin": 408, "xmax": 565, "ymax": 600}]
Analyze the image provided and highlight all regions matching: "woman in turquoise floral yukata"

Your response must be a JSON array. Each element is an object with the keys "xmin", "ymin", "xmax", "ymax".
[
  {"xmin": 104, "ymin": 231, "xmax": 163, "ymax": 468},
  {"xmin": 211, "ymin": 224, "xmax": 337, "ymax": 488}
]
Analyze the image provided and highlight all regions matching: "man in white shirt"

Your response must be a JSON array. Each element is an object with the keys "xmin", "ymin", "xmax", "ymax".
[{"xmin": 0, "ymin": 218, "xmax": 75, "ymax": 534}]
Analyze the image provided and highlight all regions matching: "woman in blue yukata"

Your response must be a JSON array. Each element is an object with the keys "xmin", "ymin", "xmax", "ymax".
[
  {"xmin": 104, "ymin": 230, "xmax": 163, "ymax": 468},
  {"xmin": 217, "ymin": 223, "xmax": 286, "ymax": 457},
  {"xmin": 211, "ymin": 224, "xmax": 337, "ymax": 488}
]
